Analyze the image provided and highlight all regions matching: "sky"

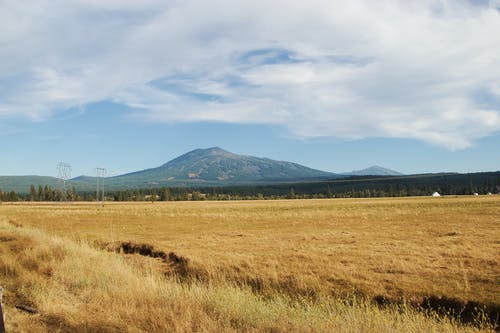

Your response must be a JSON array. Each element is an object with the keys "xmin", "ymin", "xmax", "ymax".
[{"xmin": 1, "ymin": 0, "xmax": 499, "ymax": 177}]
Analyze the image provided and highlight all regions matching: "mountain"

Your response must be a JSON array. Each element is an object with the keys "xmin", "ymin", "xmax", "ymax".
[
  {"xmin": 100, "ymin": 147, "xmax": 338, "ymax": 188},
  {"xmin": 1, "ymin": 147, "xmax": 339, "ymax": 192},
  {"xmin": 0, "ymin": 149, "xmax": 407, "ymax": 193},
  {"xmin": 342, "ymin": 165, "xmax": 403, "ymax": 176}
]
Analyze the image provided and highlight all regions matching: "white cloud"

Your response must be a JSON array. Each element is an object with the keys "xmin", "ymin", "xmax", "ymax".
[{"xmin": 0, "ymin": 0, "xmax": 499, "ymax": 149}]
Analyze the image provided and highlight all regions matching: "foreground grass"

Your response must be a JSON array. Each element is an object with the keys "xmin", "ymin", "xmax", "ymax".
[
  {"xmin": 0, "ymin": 220, "xmax": 493, "ymax": 332},
  {"xmin": 2, "ymin": 197, "xmax": 499, "ymax": 305}
]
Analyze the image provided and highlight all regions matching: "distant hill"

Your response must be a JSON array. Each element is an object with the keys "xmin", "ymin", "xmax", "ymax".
[
  {"xmin": 93, "ymin": 147, "xmax": 338, "ymax": 189},
  {"xmin": 342, "ymin": 165, "xmax": 403, "ymax": 176},
  {"xmin": 0, "ymin": 176, "xmax": 60, "ymax": 193},
  {"xmin": 6, "ymin": 148, "xmax": 496, "ymax": 196},
  {"xmin": 181, "ymin": 171, "xmax": 500, "ymax": 198},
  {"xmin": 2, "ymin": 147, "xmax": 342, "ymax": 192}
]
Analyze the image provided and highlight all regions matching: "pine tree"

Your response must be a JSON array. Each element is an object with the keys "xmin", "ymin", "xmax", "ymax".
[
  {"xmin": 38, "ymin": 185, "xmax": 44, "ymax": 201},
  {"xmin": 326, "ymin": 184, "xmax": 333, "ymax": 198},
  {"xmin": 151, "ymin": 187, "xmax": 157, "ymax": 203},
  {"xmin": 29, "ymin": 184, "xmax": 37, "ymax": 201},
  {"xmin": 161, "ymin": 188, "xmax": 171, "ymax": 201},
  {"xmin": 8, "ymin": 191, "xmax": 19, "ymax": 201},
  {"xmin": 43, "ymin": 186, "xmax": 50, "ymax": 201},
  {"xmin": 45, "ymin": 186, "xmax": 53, "ymax": 201}
]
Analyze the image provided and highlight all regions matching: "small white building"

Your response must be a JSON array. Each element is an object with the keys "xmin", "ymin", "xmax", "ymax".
[
  {"xmin": 431, "ymin": 192, "xmax": 441, "ymax": 197},
  {"xmin": 473, "ymin": 192, "xmax": 479, "ymax": 196}
]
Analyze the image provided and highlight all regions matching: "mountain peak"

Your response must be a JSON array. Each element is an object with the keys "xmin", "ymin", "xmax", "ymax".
[
  {"xmin": 342, "ymin": 165, "xmax": 403, "ymax": 176},
  {"xmin": 162, "ymin": 147, "xmax": 235, "ymax": 167},
  {"xmin": 201, "ymin": 147, "xmax": 232, "ymax": 155},
  {"xmin": 134, "ymin": 147, "xmax": 338, "ymax": 184}
]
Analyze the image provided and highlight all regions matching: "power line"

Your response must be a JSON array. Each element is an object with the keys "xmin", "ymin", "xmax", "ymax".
[
  {"xmin": 57, "ymin": 162, "xmax": 72, "ymax": 201},
  {"xmin": 96, "ymin": 167, "xmax": 106, "ymax": 206}
]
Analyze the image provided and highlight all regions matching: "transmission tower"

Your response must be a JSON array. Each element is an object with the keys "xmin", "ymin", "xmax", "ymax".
[
  {"xmin": 95, "ymin": 167, "xmax": 107, "ymax": 205},
  {"xmin": 57, "ymin": 162, "xmax": 72, "ymax": 201}
]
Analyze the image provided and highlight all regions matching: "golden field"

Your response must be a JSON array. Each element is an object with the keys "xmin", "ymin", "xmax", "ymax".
[{"xmin": 0, "ymin": 196, "xmax": 499, "ymax": 332}]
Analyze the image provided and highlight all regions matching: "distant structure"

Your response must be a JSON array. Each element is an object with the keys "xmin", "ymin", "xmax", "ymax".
[
  {"xmin": 95, "ymin": 167, "xmax": 107, "ymax": 205},
  {"xmin": 431, "ymin": 192, "xmax": 441, "ymax": 197},
  {"xmin": 56, "ymin": 162, "xmax": 72, "ymax": 201}
]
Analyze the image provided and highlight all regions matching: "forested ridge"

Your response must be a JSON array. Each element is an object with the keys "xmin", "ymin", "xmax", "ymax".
[{"xmin": 2, "ymin": 172, "xmax": 499, "ymax": 202}]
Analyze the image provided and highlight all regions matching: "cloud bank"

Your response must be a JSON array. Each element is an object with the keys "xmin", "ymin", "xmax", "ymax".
[{"xmin": 1, "ymin": 0, "xmax": 499, "ymax": 149}]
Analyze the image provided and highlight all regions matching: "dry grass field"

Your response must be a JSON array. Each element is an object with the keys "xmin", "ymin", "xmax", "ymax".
[{"xmin": 0, "ymin": 196, "xmax": 498, "ymax": 332}]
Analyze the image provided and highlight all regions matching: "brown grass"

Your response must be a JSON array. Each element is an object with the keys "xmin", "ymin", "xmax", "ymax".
[{"xmin": 0, "ymin": 196, "xmax": 498, "ymax": 331}]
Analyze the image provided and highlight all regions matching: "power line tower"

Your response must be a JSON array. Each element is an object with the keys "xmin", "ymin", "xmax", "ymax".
[
  {"xmin": 57, "ymin": 162, "xmax": 72, "ymax": 201},
  {"xmin": 95, "ymin": 167, "xmax": 106, "ymax": 206}
]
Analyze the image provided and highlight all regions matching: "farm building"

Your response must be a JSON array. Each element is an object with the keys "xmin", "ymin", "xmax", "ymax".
[{"xmin": 431, "ymin": 192, "xmax": 441, "ymax": 197}]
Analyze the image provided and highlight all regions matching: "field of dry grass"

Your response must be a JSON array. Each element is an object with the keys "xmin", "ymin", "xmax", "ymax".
[{"xmin": 0, "ymin": 196, "xmax": 498, "ymax": 332}]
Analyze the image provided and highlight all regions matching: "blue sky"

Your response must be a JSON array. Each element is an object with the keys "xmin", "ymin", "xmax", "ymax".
[{"xmin": 1, "ymin": 0, "xmax": 499, "ymax": 177}]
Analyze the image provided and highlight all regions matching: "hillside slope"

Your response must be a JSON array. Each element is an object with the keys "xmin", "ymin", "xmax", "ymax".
[
  {"xmin": 0, "ymin": 176, "xmax": 60, "ymax": 193},
  {"xmin": 103, "ymin": 147, "xmax": 338, "ymax": 188}
]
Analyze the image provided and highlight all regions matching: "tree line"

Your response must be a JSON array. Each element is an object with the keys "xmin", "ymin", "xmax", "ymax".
[
  {"xmin": 1, "ymin": 172, "xmax": 499, "ymax": 202},
  {"xmin": 0, "ymin": 185, "xmax": 81, "ymax": 202}
]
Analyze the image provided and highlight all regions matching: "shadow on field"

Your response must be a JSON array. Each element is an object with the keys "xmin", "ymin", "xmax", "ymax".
[
  {"xmin": 374, "ymin": 295, "xmax": 499, "ymax": 329},
  {"xmin": 421, "ymin": 296, "xmax": 499, "ymax": 328},
  {"xmin": 101, "ymin": 241, "xmax": 190, "ymax": 276}
]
